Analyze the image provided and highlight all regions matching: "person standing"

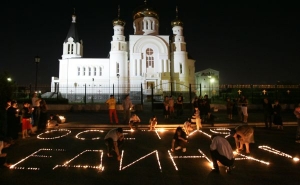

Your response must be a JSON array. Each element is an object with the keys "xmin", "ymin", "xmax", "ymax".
[
  {"xmin": 176, "ymin": 95, "xmax": 183, "ymax": 119},
  {"xmin": 104, "ymin": 127, "xmax": 124, "ymax": 161},
  {"xmin": 21, "ymin": 102, "xmax": 35, "ymax": 138},
  {"xmin": 168, "ymin": 96, "xmax": 175, "ymax": 119},
  {"xmin": 293, "ymin": 103, "xmax": 300, "ymax": 143},
  {"xmin": 31, "ymin": 92, "xmax": 41, "ymax": 129},
  {"xmin": 273, "ymin": 100, "xmax": 283, "ymax": 130},
  {"xmin": 239, "ymin": 96, "xmax": 248, "ymax": 123},
  {"xmin": 202, "ymin": 96, "xmax": 211, "ymax": 124},
  {"xmin": 192, "ymin": 96, "xmax": 199, "ymax": 111},
  {"xmin": 163, "ymin": 96, "xmax": 169, "ymax": 119},
  {"xmin": 193, "ymin": 107, "xmax": 201, "ymax": 131},
  {"xmin": 171, "ymin": 127, "xmax": 188, "ymax": 152},
  {"xmin": 226, "ymin": 97, "xmax": 234, "ymax": 121},
  {"xmin": 210, "ymin": 135, "xmax": 235, "ymax": 173},
  {"xmin": 6, "ymin": 101, "xmax": 20, "ymax": 142},
  {"xmin": 263, "ymin": 98, "xmax": 273, "ymax": 129},
  {"xmin": 122, "ymin": 95, "xmax": 133, "ymax": 124},
  {"xmin": 106, "ymin": 95, "xmax": 119, "ymax": 124},
  {"xmin": 39, "ymin": 99, "xmax": 48, "ymax": 130}
]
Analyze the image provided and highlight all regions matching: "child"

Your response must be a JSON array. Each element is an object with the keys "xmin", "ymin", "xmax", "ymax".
[
  {"xmin": 193, "ymin": 107, "xmax": 202, "ymax": 131},
  {"xmin": 183, "ymin": 118, "xmax": 193, "ymax": 135},
  {"xmin": 149, "ymin": 115, "xmax": 157, "ymax": 131}
]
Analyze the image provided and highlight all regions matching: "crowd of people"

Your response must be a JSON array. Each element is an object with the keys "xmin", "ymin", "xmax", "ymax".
[{"xmin": 1, "ymin": 91, "xmax": 300, "ymax": 172}]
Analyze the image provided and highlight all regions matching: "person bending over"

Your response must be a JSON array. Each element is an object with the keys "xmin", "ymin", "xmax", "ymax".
[
  {"xmin": 230, "ymin": 125, "xmax": 254, "ymax": 154},
  {"xmin": 104, "ymin": 127, "xmax": 124, "ymax": 161},
  {"xmin": 210, "ymin": 135, "xmax": 235, "ymax": 173}
]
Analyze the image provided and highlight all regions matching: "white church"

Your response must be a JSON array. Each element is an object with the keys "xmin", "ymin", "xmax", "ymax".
[{"xmin": 50, "ymin": 2, "xmax": 196, "ymax": 102}]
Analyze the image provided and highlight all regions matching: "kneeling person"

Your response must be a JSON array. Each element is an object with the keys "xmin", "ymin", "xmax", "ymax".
[{"xmin": 171, "ymin": 127, "xmax": 188, "ymax": 152}]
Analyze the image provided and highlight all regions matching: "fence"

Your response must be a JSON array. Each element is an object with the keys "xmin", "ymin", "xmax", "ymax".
[{"xmin": 13, "ymin": 83, "xmax": 300, "ymax": 106}]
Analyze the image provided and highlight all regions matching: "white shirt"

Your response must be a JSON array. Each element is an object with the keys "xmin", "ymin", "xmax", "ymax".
[{"xmin": 210, "ymin": 135, "xmax": 234, "ymax": 160}]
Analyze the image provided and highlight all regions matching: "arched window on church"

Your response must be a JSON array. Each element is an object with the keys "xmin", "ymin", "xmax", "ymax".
[
  {"xmin": 146, "ymin": 48, "xmax": 154, "ymax": 68},
  {"xmin": 68, "ymin": 44, "xmax": 74, "ymax": 54},
  {"xmin": 77, "ymin": 67, "xmax": 80, "ymax": 76},
  {"xmin": 99, "ymin": 67, "xmax": 102, "ymax": 76},
  {"xmin": 71, "ymin": 44, "xmax": 74, "ymax": 54},
  {"xmin": 180, "ymin": 64, "xmax": 183, "ymax": 74},
  {"xmin": 83, "ymin": 67, "xmax": 86, "ymax": 76},
  {"xmin": 88, "ymin": 67, "xmax": 91, "ymax": 76},
  {"xmin": 68, "ymin": 44, "xmax": 70, "ymax": 54},
  {"xmin": 116, "ymin": 63, "xmax": 120, "ymax": 73}
]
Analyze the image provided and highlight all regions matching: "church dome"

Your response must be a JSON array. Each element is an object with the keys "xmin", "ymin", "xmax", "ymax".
[
  {"xmin": 171, "ymin": 17, "xmax": 183, "ymax": 27},
  {"xmin": 112, "ymin": 17, "xmax": 126, "ymax": 27},
  {"xmin": 133, "ymin": 3, "xmax": 159, "ymax": 20}
]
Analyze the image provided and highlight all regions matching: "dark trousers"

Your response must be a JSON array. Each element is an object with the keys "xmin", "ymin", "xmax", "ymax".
[
  {"xmin": 210, "ymin": 150, "xmax": 234, "ymax": 170},
  {"xmin": 33, "ymin": 107, "xmax": 40, "ymax": 127},
  {"xmin": 264, "ymin": 114, "xmax": 272, "ymax": 128},
  {"xmin": 104, "ymin": 138, "xmax": 124, "ymax": 154},
  {"xmin": 176, "ymin": 139, "xmax": 187, "ymax": 148}
]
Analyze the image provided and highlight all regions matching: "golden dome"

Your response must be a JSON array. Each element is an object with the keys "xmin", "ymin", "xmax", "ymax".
[
  {"xmin": 112, "ymin": 18, "xmax": 126, "ymax": 27},
  {"xmin": 133, "ymin": 3, "xmax": 159, "ymax": 20},
  {"xmin": 171, "ymin": 17, "xmax": 183, "ymax": 27}
]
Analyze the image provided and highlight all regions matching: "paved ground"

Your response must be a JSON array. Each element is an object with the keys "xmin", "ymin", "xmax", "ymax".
[{"xmin": 1, "ymin": 108, "xmax": 299, "ymax": 185}]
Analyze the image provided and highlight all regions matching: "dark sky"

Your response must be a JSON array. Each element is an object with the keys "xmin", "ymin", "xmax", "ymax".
[{"xmin": 1, "ymin": 0, "xmax": 299, "ymax": 86}]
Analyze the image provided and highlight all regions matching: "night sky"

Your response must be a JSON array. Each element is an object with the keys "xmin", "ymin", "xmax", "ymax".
[{"xmin": 1, "ymin": 0, "xmax": 299, "ymax": 86}]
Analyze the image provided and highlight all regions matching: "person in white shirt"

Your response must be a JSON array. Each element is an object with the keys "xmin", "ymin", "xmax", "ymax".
[
  {"xmin": 193, "ymin": 107, "xmax": 201, "ymax": 131},
  {"xmin": 183, "ymin": 118, "xmax": 193, "ymax": 135},
  {"xmin": 210, "ymin": 135, "xmax": 235, "ymax": 173},
  {"xmin": 129, "ymin": 114, "xmax": 141, "ymax": 130},
  {"xmin": 149, "ymin": 115, "xmax": 157, "ymax": 131},
  {"xmin": 104, "ymin": 128, "xmax": 124, "ymax": 161}
]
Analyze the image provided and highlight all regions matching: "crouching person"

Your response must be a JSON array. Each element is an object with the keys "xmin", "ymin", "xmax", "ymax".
[
  {"xmin": 210, "ymin": 134, "xmax": 235, "ymax": 173},
  {"xmin": 129, "ymin": 114, "xmax": 141, "ymax": 130},
  {"xmin": 171, "ymin": 127, "xmax": 188, "ymax": 153},
  {"xmin": 149, "ymin": 115, "xmax": 157, "ymax": 131}
]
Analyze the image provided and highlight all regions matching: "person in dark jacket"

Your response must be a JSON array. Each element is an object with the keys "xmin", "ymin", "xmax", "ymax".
[{"xmin": 263, "ymin": 98, "xmax": 273, "ymax": 129}]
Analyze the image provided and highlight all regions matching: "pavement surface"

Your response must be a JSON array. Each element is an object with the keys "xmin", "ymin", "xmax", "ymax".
[{"xmin": 1, "ymin": 107, "xmax": 300, "ymax": 185}]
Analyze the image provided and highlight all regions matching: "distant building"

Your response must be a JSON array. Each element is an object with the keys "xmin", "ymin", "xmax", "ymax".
[
  {"xmin": 50, "ymin": 2, "xmax": 196, "ymax": 101},
  {"xmin": 195, "ymin": 68, "xmax": 219, "ymax": 98}
]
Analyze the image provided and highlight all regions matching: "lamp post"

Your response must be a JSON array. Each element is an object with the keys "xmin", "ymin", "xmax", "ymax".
[
  {"xmin": 117, "ymin": 73, "xmax": 120, "ymax": 104},
  {"xmin": 34, "ymin": 55, "xmax": 40, "ymax": 91}
]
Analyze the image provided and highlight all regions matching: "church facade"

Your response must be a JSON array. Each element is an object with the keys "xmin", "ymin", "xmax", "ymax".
[{"xmin": 50, "ymin": 2, "xmax": 196, "ymax": 101}]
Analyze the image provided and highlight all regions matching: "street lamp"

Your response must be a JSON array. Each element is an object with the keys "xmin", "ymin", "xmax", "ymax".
[
  {"xmin": 34, "ymin": 55, "xmax": 40, "ymax": 91},
  {"xmin": 117, "ymin": 73, "xmax": 120, "ymax": 104}
]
